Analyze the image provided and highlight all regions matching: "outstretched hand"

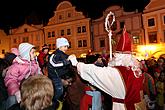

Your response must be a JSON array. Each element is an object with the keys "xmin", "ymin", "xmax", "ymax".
[{"xmin": 68, "ymin": 54, "xmax": 78, "ymax": 66}]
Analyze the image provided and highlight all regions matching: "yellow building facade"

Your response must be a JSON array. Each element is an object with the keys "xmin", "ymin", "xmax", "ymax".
[
  {"xmin": 44, "ymin": 1, "xmax": 91, "ymax": 57},
  {"xmin": 9, "ymin": 24, "xmax": 45, "ymax": 51},
  {"xmin": 0, "ymin": 30, "xmax": 10, "ymax": 58},
  {"xmin": 92, "ymin": 6, "xmax": 144, "ymax": 54},
  {"xmin": 142, "ymin": 0, "xmax": 165, "ymax": 44}
]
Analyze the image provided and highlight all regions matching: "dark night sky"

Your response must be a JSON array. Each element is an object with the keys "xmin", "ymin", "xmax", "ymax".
[{"xmin": 0, "ymin": 0, "xmax": 150, "ymax": 33}]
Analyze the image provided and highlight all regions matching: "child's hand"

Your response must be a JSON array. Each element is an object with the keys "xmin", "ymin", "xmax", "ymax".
[
  {"xmin": 15, "ymin": 90, "xmax": 21, "ymax": 103},
  {"xmin": 69, "ymin": 55, "xmax": 78, "ymax": 66},
  {"xmin": 67, "ymin": 54, "xmax": 76, "ymax": 60}
]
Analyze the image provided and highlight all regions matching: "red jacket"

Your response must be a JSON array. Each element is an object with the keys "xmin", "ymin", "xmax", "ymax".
[
  {"xmin": 37, "ymin": 51, "xmax": 47, "ymax": 67},
  {"xmin": 80, "ymin": 86, "xmax": 93, "ymax": 110}
]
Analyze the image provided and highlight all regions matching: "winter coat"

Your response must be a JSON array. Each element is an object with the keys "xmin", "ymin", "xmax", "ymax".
[
  {"xmin": 48, "ymin": 49, "xmax": 71, "ymax": 79},
  {"xmin": 4, "ymin": 59, "xmax": 40, "ymax": 96},
  {"xmin": 37, "ymin": 50, "xmax": 47, "ymax": 68}
]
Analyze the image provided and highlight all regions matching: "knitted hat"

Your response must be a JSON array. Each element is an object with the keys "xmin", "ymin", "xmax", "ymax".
[
  {"xmin": 18, "ymin": 43, "xmax": 34, "ymax": 61},
  {"xmin": 56, "ymin": 37, "xmax": 69, "ymax": 49},
  {"xmin": 116, "ymin": 27, "xmax": 131, "ymax": 53}
]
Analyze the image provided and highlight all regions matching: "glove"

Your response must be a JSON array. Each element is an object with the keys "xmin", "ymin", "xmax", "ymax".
[
  {"xmin": 69, "ymin": 55, "xmax": 78, "ymax": 66},
  {"xmin": 15, "ymin": 90, "xmax": 21, "ymax": 103}
]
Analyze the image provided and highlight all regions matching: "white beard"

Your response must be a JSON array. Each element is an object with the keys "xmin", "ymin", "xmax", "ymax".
[{"xmin": 108, "ymin": 53, "xmax": 142, "ymax": 78}]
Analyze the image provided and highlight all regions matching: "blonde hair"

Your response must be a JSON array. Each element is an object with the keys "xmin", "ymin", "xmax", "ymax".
[{"xmin": 20, "ymin": 75, "xmax": 54, "ymax": 110}]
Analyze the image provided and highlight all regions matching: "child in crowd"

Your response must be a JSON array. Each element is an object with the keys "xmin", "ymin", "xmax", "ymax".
[
  {"xmin": 8, "ymin": 75, "xmax": 54, "ymax": 110},
  {"xmin": 4, "ymin": 43, "xmax": 41, "ymax": 109},
  {"xmin": 48, "ymin": 37, "xmax": 72, "ymax": 106},
  {"xmin": 37, "ymin": 44, "xmax": 49, "ymax": 75}
]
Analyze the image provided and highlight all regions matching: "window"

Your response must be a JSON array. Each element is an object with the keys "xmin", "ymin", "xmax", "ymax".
[
  {"xmin": 61, "ymin": 30, "xmax": 64, "ymax": 36},
  {"xmin": 24, "ymin": 28, "xmax": 27, "ymax": 32},
  {"xmin": 67, "ymin": 29, "xmax": 71, "ymax": 35},
  {"xmin": 78, "ymin": 40, "xmax": 82, "ymax": 47},
  {"xmin": 120, "ymin": 21, "xmax": 125, "ymax": 29},
  {"xmin": 48, "ymin": 44, "xmax": 51, "ymax": 50},
  {"xmin": 59, "ymin": 15, "xmax": 62, "ymax": 20},
  {"xmin": 77, "ymin": 27, "xmax": 81, "ymax": 33},
  {"xmin": 2, "ymin": 49, "xmax": 5, "ymax": 54},
  {"xmin": 23, "ymin": 37, "xmax": 29, "ymax": 42},
  {"xmin": 133, "ymin": 36, "xmax": 140, "ymax": 44},
  {"xmin": 148, "ymin": 18, "xmax": 155, "ymax": 27},
  {"xmin": 148, "ymin": 32, "xmax": 157, "ymax": 43},
  {"xmin": 48, "ymin": 32, "xmax": 51, "ymax": 38},
  {"xmin": 164, "ymin": 30, "xmax": 165, "ymax": 42},
  {"xmin": 83, "ymin": 40, "xmax": 87, "ymax": 47},
  {"xmin": 82, "ymin": 26, "xmax": 86, "ymax": 32},
  {"xmin": 52, "ymin": 31, "xmax": 55, "ymax": 37},
  {"xmin": 53, "ymin": 44, "xmax": 55, "ymax": 50},
  {"xmin": 100, "ymin": 39, "xmax": 105, "ymax": 47},
  {"xmin": 13, "ymin": 39, "xmax": 17, "ymax": 43},
  {"xmin": 69, "ymin": 41, "xmax": 71, "ymax": 48},
  {"xmin": 68, "ymin": 13, "xmax": 71, "ymax": 17}
]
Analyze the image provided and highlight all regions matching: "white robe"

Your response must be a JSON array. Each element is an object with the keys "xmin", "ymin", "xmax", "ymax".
[{"xmin": 77, "ymin": 62, "xmax": 126, "ymax": 110}]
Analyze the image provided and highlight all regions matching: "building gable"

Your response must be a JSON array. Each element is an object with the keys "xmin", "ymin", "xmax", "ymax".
[
  {"xmin": 48, "ymin": 1, "xmax": 85, "ymax": 25},
  {"xmin": 144, "ymin": 0, "xmax": 165, "ymax": 13},
  {"xmin": 12, "ymin": 24, "xmax": 42, "ymax": 34}
]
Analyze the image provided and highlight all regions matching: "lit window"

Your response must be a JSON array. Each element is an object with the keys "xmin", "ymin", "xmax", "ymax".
[
  {"xmin": 100, "ymin": 39, "xmax": 105, "ymax": 47},
  {"xmin": 148, "ymin": 18, "xmax": 155, "ymax": 27},
  {"xmin": 148, "ymin": 32, "xmax": 157, "ymax": 43},
  {"xmin": 133, "ymin": 36, "xmax": 140, "ymax": 44}
]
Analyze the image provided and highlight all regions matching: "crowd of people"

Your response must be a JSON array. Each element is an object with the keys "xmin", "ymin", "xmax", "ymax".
[{"xmin": 0, "ymin": 28, "xmax": 164, "ymax": 110}]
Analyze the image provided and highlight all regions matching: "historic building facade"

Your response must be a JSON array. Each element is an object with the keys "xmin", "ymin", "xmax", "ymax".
[
  {"xmin": 92, "ymin": 5, "xmax": 144, "ymax": 54},
  {"xmin": 0, "ymin": 30, "xmax": 10, "ymax": 58},
  {"xmin": 44, "ymin": 1, "xmax": 91, "ymax": 57},
  {"xmin": 142, "ymin": 0, "xmax": 165, "ymax": 44},
  {"xmin": 8, "ymin": 24, "xmax": 44, "ymax": 51}
]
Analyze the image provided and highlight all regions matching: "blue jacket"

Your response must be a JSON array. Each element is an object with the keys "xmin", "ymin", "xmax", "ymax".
[{"xmin": 48, "ymin": 49, "xmax": 71, "ymax": 79}]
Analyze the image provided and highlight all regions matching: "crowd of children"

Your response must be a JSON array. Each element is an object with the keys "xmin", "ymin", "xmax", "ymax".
[{"xmin": 0, "ymin": 37, "xmax": 164, "ymax": 110}]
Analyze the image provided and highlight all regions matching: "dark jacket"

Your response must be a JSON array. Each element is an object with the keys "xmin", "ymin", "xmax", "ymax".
[{"xmin": 48, "ymin": 49, "xmax": 71, "ymax": 79}]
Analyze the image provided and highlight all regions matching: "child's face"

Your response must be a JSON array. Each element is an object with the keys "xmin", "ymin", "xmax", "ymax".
[
  {"xmin": 30, "ymin": 48, "xmax": 36, "ymax": 60},
  {"xmin": 59, "ymin": 46, "xmax": 68, "ymax": 53}
]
